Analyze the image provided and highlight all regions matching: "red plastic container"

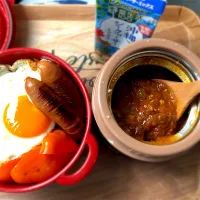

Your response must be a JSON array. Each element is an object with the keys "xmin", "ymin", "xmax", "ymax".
[
  {"xmin": 0, "ymin": 0, "xmax": 98, "ymax": 193},
  {"xmin": 0, "ymin": 0, "xmax": 15, "ymax": 51}
]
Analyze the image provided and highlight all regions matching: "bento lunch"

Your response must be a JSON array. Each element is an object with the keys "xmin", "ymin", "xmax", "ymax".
[{"xmin": 0, "ymin": 59, "xmax": 85, "ymax": 184}]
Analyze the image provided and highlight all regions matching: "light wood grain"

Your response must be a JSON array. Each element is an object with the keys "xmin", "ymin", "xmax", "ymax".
[
  {"xmin": 155, "ymin": 80, "xmax": 200, "ymax": 120},
  {"xmin": 1, "ymin": 5, "xmax": 200, "ymax": 200},
  {"xmin": 13, "ymin": 5, "xmax": 95, "ymax": 20},
  {"xmin": 154, "ymin": 6, "xmax": 200, "ymax": 57}
]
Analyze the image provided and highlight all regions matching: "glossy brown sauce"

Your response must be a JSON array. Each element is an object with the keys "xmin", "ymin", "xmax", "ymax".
[{"xmin": 111, "ymin": 65, "xmax": 188, "ymax": 143}]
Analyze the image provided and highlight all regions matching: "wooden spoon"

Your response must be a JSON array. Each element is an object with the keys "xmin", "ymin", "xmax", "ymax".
[{"xmin": 155, "ymin": 79, "xmax": 200, "ymax": 120}]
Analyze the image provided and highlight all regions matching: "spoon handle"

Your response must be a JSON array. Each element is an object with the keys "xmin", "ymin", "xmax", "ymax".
[{"xmin": 190, "ymin": 80, "xmax": 200, "ymax": 97}]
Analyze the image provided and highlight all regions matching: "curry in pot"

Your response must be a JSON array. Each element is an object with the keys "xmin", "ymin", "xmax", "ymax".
[{"xmin": 111, "ymin": 65, "xmax": 188, "ymax": 144}]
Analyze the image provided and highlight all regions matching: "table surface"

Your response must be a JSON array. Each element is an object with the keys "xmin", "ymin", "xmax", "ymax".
[{"xmin": 1, "ymin": 4, "xmax": 200, "ymax": 200}]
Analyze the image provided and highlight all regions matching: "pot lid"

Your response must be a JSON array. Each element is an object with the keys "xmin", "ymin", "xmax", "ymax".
[{"xmin": 0, "ymin": 0, "xmax": 15, "ymax": 51}]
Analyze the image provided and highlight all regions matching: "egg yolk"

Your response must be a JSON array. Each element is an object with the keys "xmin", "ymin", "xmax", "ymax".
[{"xmin": 3, "ymin": 95, "xmax": 52, "ymax": 138}]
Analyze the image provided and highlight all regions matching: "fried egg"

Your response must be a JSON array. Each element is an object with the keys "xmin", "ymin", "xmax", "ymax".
[{"xmin": 0, "ymin": 60, "xmax": 55, "ymax": 163}]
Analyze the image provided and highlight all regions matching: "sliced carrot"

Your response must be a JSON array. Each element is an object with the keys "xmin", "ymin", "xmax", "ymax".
[
  {"xmin": 0, "ymin": 158, "xmax": 20, "ymax": 182},
  {"xmin": 40, "ymin": 130, "xmax": 79, "ymax": 155},
  {"xmin": 11, "ymin": 146, "xmax": 74, "ymax": 184}
]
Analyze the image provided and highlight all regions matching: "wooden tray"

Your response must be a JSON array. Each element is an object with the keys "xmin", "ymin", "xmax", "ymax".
[
  {"xmin": 13, "ymin": 5, "xmax": 200, "ymax": 96},
  {"xmin": 2, "ymin": 5, "xmax": 200, "ymax": 200}
]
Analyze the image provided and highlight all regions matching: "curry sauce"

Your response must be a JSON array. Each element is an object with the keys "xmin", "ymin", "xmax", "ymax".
[{"xmin": 111, "ymin": 65, "xmax": 187, "ymax": 143}]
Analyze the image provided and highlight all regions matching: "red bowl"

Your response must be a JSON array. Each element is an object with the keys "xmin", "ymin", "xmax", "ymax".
[
  {"xmin": 0, "ymin": 48, "xmax": 98, "ymax": 193},
  {"xmin": 0, "ymin": 0, "xmax": 15, "ymax": 51}
]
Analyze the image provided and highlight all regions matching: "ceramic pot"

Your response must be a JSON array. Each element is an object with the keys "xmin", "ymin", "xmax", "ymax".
[{"xmin": 92, "ymin": 38, "xmax": 200, "ymax": 162}]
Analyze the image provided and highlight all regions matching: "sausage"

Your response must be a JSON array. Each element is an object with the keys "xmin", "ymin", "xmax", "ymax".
[
  {"xmin": 25, "ymin": 77, "xmax": 84, "ymax": 136},
  {"xmin": 37, "ymin": 60, "xmax": 85, "ymax": 120}
]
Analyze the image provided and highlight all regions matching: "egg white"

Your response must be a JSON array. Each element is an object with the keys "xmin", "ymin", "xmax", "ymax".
[{"xmin": 0, "ymin": 60, "xmax": 55, "ymax": 163}]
